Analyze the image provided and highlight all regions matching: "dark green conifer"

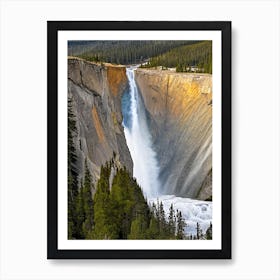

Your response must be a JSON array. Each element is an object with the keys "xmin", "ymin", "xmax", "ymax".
[
  {"xmin": 82, "ymin": 161, "xmax": 94, "ymax": 238},
  {"xmin": 176, "ymin": 210, "xmax": 186, "ymax": 239},
  {"xmin": 168, "ymin": 204, "xmax": 176, "ymax": 237},
  {"xmin": 196, "ymin": 222, "xmax": 203, "ymax": 240},
  {"xmin": 205, "ymin": 222, "xmax": 212, "ymax": 240},
  {"xmin": 75, "ymin": 182, "xmax": 85, "ymax": 238},
  {"xmin": 68, "ymin": 97, "xmax": 78, "ymax": 239}
]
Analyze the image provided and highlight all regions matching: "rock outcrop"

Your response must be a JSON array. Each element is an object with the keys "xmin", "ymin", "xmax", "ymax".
[
  {"xmin": 68, "ymin": 57, "xmax": 133, "ymax": 186},
  {"xmin": 135, "ymin": 69, "xmax": 212, "ymax": 200}
]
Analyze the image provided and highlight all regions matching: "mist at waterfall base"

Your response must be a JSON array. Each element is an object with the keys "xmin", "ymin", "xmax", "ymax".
[{"xmin": 122, "ymin": 67, "xmax": 212, "ymax": 236}]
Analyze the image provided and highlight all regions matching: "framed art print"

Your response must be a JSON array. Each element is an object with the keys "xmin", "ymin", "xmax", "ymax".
[{"xmin": 47, "ymin": 21, "xmax": 231, "ymax": 259}]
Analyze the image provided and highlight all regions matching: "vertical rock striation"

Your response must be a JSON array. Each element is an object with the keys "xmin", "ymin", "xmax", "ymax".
[
  {"xmin": 135, "ymin": 69, "xmax": 212, "ymax": 200},
  {"xmin": 68, "ymin": 57, "xmax": 133, "ymax": 187}
]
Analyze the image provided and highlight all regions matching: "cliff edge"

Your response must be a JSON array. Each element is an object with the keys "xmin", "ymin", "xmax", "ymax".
[
  {"xmin": 135, "ymin": 69, "xmax": 212, "ymax": 200},
  {"xmin": 68, "ymin": 57, "xmax": 133, "ymax": 186}
]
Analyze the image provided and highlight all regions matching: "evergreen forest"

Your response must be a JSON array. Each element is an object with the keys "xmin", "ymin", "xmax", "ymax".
[{"xmin": 68, "ymin": 40, "xmax": 212, "ymax": 73}]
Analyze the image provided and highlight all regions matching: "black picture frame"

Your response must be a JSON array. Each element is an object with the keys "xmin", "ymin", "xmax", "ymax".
[{"xmin": 47, "ymin": 21, "xmax": 231, "ymax": 259}]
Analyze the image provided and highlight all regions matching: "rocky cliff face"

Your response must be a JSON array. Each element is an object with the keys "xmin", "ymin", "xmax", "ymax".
[
  {"xmin": 68, "ymin": 57, "xmax": 133, "ymax": 186},
  {"xmin": 135, "ymin": 69, "xmax": 212, "ymax": 200}
]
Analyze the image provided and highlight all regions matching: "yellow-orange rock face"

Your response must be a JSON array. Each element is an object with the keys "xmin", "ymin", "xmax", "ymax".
[
  {"xmin": 135, "ymin": 69, "xmax": 212, "ymax": 199},
  {"xmin": 107, "ymin": 66, "xmax": 128, "ymax": 97}
]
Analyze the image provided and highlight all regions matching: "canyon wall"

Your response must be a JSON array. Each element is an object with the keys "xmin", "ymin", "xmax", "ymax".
[
  {"xmin": 135, "ymin": 69, "xmax": 212, "ymax": 200},
  {"xmin": 68, "ymin": 57, "xmax": 133, "ymax": 186}
]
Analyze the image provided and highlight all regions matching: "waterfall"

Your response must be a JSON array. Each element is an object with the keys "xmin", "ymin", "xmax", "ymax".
[
  {"xmin": 122, "ymin": 66, "xmax": 212, "ymax": 236},
  {"xmin": 122, "ymin": 67, "xmax": 160, "ymax": 198}
]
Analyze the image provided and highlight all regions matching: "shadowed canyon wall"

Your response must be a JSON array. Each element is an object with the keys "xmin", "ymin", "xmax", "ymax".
[
  {"xmin": 68, "ymin": 57, "xmax": 133, "ymax": 186},
  {"xmin": 135, "ymin": 69, "xmax": 212, "ymax": 200}
]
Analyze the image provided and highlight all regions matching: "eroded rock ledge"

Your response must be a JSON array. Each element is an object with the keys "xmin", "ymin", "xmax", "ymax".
[
  {"xmin": 135, "ymin": 69, "xmax": 212, "ymax": 200},
  {"xmin": 68, "ymin": 57, "xmax": 132, "ymax": 186}
]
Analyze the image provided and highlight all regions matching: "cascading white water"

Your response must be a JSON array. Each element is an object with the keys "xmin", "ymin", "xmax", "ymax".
[
  {"xmin": 123, "ymin": 67, "xmax": 160, "ymax": 198},
  {"xmin": 122, "ymin": 66, "xmax": 212, "ymax": 236}
]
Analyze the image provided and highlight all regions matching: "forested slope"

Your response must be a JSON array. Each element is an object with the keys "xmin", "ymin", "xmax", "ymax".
[
  {"xmin": 144, "ymin": 41, "xmax": 212, "ymax": 73},
  {"xmin": 68, "ymin": 40, "xmax": 201, "ymax": 65}
]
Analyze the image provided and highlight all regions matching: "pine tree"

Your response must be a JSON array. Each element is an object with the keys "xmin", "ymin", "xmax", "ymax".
[
  {"xmin": 205, "ymin": 222, "xmax": 212, "ymax": 240},
  {"xmin": 176, "ymin": 63, "xmax": 183, "ymax": 72},
  {"xmin": 196, "ymin": 222, "xmax": 203, "ymax": 240},
  {"xmin": 176, "ymin": 210, "xmax": 185, "ymax": 239},
  {"xmin": 168, "ymin": 204, "xmax": 176, "ymax": 237},
  {"xmin": 83, "ymin": 161, "xmax": 94, "ymax": 238},
  {"xmin": 109, "ymin": 168, "xmax": 132, "ymax": 239},
  {"xmin": 68, "ymin": 97, "xmax": 78, "ymax": 239},
  {"xmin": 146, "ymin": 216, "xmax": 159, "ymax": 239},
  {"xmin": 155, "ymin": 199, "xmax": 160, "ymax": 224},
  {"xmin": 158, "ymin": 201, "xmax": 166, "ymax": 236},
  {"xmin": 93, "ymin": 164, "xmax": 112, "ymax": 239},
  {"xmin": 75, "ymin": 182, "xmax": 85, "ymax": 238},
  {"xmin": 128, "ymin": 214, "xmax": 147, "ymax": 239}
]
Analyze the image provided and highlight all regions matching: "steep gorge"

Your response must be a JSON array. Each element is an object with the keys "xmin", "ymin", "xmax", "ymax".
[
  {"xmin": 135, "ymin": 69, "xmax": 212, "ymax": 200},
  {"xmin": 68, "ymin": 58, "xmax": 212, "ymax": 201},
  {"xmin": 68, "ymin": 57, "xmax": 133, "ymax": 186}
]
